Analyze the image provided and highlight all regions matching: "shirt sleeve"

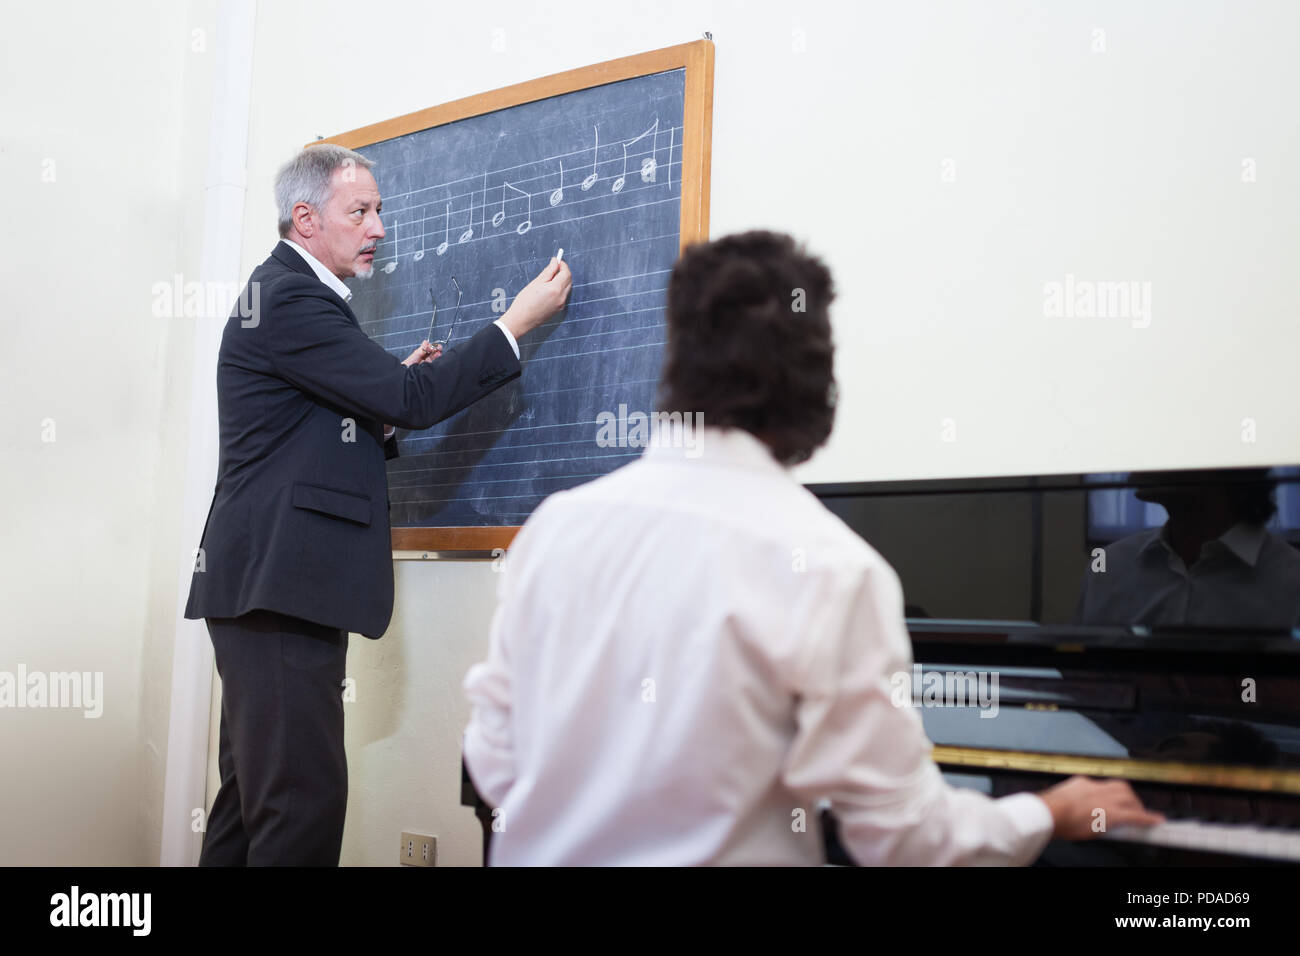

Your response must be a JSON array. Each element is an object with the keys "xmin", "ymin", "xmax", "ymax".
[{"xmin": 780, "ymin": 560, "xmax": 1055, "ymax": 866}]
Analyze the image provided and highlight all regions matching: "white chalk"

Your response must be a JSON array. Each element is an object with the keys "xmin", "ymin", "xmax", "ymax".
[{"xmin": 556, "ymin": 248, "xmax": 564, "ymax": 262}]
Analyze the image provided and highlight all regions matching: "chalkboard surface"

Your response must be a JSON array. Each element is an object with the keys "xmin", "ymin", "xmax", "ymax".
[{"xmin": 347, "ymin": 67, "xmax": 689, "ymax": 530}]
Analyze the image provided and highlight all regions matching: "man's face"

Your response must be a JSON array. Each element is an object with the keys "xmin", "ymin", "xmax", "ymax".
[{"xmin": 311, "ymin": 165, "xmax": 386, "ymax": 280}]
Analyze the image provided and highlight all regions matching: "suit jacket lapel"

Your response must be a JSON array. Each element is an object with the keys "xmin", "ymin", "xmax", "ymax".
[{"xmin": 269, "ymin": 242, "xmax": 361, "ymax": 329}]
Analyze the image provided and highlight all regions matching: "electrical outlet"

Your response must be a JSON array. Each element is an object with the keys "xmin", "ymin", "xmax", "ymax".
[{"xmin": 400, "ymin": 831, "xmax": 437, "ymax": 867}]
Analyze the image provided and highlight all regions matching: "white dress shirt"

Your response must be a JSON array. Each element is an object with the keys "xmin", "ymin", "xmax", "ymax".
[
  {"xmin": 278, "ymin": 239, "xmax": 521, "ymax": 439},
  {"xmin": 463, "ymin": 425, "xmax": 1055, "ymax": 865},
  {"xmin": 281, "ymin": 238, "xmax": 355, "ymax": 304},
  {"xmin": 1075, "ymin": 520, "xmax": 1300, "ymax": 629}
]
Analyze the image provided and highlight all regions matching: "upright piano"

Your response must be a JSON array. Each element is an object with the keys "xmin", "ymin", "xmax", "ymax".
[{"xmin": 810, "ymin": 465, "xmax": 1300, "ymax": 865}]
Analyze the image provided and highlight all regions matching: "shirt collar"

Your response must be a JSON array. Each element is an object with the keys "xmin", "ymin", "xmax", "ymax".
[
  {"xmin": 642, "ymin": 422, "xmax": 790, "ymax": 474},
  {"xmin": 280, "ymin": 239, "xmax": 352, "ymax": 302},
  {"xmin": 1218, "ymin": 521, "xmax": 1268, "ymax": 567},
  {"xmin": 1140, "ymin": 520, "xmax": 1267, "ymax": 567}
]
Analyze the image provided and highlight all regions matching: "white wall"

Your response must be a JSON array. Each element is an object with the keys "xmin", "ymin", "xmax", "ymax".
[
  {"xmin": 777, "ymin": 0, "xmax": 1300, "ymax": 483},
  {"xmin": 0, "ymin": 0, "xmax": 217, "ymax": 864},
  {"xmin": 4, "ymin": 0, "xmax": 1298, "ymax": 865}
]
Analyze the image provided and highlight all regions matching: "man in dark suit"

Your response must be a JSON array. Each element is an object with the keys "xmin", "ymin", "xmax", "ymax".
[{"xmin": 185, "ymin": 143, "xmax": 571, "ymax": 865}]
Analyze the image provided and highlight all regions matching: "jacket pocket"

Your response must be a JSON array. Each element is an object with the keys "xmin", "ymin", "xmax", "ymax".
[{"xmin": 291, "ymin": 482, "xmax": 372, "ymax": 526}]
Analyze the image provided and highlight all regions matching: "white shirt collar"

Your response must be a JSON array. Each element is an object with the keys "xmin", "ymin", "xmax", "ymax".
[
  {"xmin": 1143, "ymin": 519, "xmax": 1268, "ymax": 567},
  {"xmin": 642, "ymin": 423, "xmax": 790, "ymax": 474},
  {"xmin": 280, "ymin": 238, "xmax": 352, "ymax": 303},
  {"xmin": 1217, "ymin": 521, "xmax": 1268, "ymax": 567}
]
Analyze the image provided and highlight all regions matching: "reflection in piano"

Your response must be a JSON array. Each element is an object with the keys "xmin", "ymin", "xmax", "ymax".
[{"xmin": 810, "ymin": 465, "xmax": 1300, "ymax": 865}]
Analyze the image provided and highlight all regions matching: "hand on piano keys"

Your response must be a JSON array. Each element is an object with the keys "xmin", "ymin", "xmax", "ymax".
[
  {"xmin": 1097, "ymin": 785, "xmax": 1300, "ymax": 862},
  {"xmin": 1039, "ymin": 775, "xmax": 1166, "ymax": 840},
  {"xmin": 944, "ymin": 766, "xmax": 1300, "ymax": 864}
]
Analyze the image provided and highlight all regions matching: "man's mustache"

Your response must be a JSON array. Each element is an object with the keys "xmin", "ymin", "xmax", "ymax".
[{"xmin": 359, "ymin": 244, "xmax": 378, "ymax": 254}]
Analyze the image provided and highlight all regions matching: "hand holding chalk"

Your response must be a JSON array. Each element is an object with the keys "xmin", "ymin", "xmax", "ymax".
[{"xmin": 500, "ymin": 255, "xmax": 573, "ymax": 339}]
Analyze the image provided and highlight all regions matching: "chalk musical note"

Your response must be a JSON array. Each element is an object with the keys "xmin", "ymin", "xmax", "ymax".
[
  {"xmin": 667, "ymin": 125, "xmax": 674, "ymax": 191},
  {"xmin": 581, "ymin": 126, "xmax": 599, "ymax": 190},
  {"xmin": 480, "ymin": 171, "xmax": 489, "ymax": 233},
  {"xmin": 504, "ymin": 181, "xmax": 532, "ymax": 235},
  {"xmin": 492, "ymin": 184, "xmax": 506, "ymax": 228},
  {"xmin": 614, "ymin": 118, "xmax": 658, "ymax": 194},
  {"xmin": 458, "ymin": 190, "xmax": 474, "ymax": 244},
  {"xmin": 382, "ymin": 216, "xmax": 398, "ymax": 273},
  {"xmin": 638, "ymin": 118, "xmax": 661, "ymax": 184},
  {"xmin": 413, "ymin": 205, "xmax": 426, "ymax": 261},
  {"xmin": 550, "ymin": 160, "xmax": 564, "ymax": 207},
  {"xmin": 436, "ymin": 203, "xmax": 450, "ymax": 256}
]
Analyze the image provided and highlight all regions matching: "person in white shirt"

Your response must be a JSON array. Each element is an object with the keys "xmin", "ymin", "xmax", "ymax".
[
  {"xmin": 1075, "ymin": 471, "xmax": 1300, "ymax": 630},
  {"xmin": 463, "ymin": 230, "xmax": 1162, "ymax": 865}
]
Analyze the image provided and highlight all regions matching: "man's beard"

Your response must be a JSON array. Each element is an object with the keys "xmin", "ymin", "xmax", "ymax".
[{"xmin": 353, "ymin": 244, "xmax": 379, "ymax": 280}]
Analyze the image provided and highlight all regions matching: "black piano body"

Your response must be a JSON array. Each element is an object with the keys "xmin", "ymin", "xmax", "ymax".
[{"xmin": 811, "ymin": 465, "xmax": 1300, "ymax": 865}]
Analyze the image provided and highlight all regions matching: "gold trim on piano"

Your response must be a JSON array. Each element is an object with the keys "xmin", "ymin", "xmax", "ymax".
[{"xmin": 932, "ymin": 745, "xmax": 1300, "ymax": 795}]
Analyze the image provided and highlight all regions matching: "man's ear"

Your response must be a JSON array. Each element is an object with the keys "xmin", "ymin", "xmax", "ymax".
[{"xmin": 291, "ymin": 201, "xmax": 315, "ymax": 239}]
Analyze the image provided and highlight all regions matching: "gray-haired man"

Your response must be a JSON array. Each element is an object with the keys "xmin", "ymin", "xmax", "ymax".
[{"xmin": 186, "ymin": 144, "xmax": 571, "ymax": 865}]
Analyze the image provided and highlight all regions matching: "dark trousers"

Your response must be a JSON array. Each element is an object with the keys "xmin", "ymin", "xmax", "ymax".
[
  {"xmin": 199, "ymin": 609, "xmax": 349, "ymax": 866},
  {"xmin": 461, "ymin": 756, "xmax": 497, "ymax": 865}
]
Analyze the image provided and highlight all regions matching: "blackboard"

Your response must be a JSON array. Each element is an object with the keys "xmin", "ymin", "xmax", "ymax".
[{"xmin": 321, "ymin": 41, "xmax": 714, "ymax": 550}]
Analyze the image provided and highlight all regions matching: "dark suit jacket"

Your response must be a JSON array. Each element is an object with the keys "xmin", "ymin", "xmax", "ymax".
[{"xmin": 185, "ymin": 242, "xmax": 520, "ymax": 637}]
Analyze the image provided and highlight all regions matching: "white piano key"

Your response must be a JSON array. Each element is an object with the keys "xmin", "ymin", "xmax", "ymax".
[{"xmin": 1102, "ymin": 820, "xmax": 1300, "ymax": 862}]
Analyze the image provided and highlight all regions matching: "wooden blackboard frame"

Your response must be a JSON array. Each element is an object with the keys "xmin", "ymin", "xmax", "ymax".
[{"xmin": 314, "ymin": 39, "xmax": 714, "ymax": 554}]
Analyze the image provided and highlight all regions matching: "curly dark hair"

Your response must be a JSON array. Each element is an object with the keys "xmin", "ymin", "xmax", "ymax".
[{"xmin": 657, "ymin": 231, "xmax": 837, "ymax": 465}]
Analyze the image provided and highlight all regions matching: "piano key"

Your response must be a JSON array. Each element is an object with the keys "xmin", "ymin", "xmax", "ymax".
[{"xmin": 1102, "ymin": 819, "xmax": 1300, "ymax": 862}]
